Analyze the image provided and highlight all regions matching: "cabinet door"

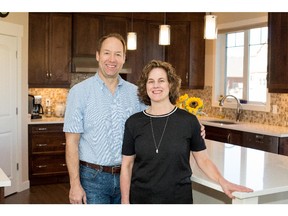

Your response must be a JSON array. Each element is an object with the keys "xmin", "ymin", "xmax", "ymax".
[
  {"xmin": 166, "ymin": 21, "xmax": 190, "ymax": 88},
  {"xmin": 48, "ymin": 13, "xmax": 72, "ymax": 87},
  {"xmin": 28, "ymin": 13, "xmax": 49, "ymax": 86},
  {"xmin": 205, "ymin": 125, "xmax": 242, "ymax": 146},
  {"xmin": 28, "ymin": 13, "xmax": 72, "ymax": 88},
  {"xmin": 279, "ymin": 138, "xmax": 288, "ymax": 156},
  {"xmin": 73, "ymin": 13, "xmax": 102, "ymax": 57},
  {"xmin": 242, "ymin": 132, "xmax": 279, "ymax": 153},
  {"xmin": 267, "ymin": 13, "xmax": 288, "ymax": 93}
]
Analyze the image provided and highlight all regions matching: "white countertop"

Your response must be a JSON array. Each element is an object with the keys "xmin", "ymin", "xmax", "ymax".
[
  {"xmin": 0, "ymin": 168, "xmax": 11, "ymax": 187},
  {"xmin": 28, "ymin": 116, "xmax": 64, "ymax": 125},
  {"xmin": 199, "ymin": 116, "xmax": 288, "ymax": 137},
  {"xmin": 190, "ymin": 139, "xmax": 288, "ymax": 202}
]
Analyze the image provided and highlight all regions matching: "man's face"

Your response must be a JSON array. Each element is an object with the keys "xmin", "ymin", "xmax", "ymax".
[{"xmin": 96, "ymin": 37, "xmax": 125, "ymax": 79}]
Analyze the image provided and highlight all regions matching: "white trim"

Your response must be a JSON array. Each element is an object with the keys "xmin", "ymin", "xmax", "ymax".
[
  {"xmin": 218, "ymin": 16, "xmax": 268, "ymax": 31},
  {"xmin": 0, "ymin": 20, "xmax": 27, "ymax": 193}
]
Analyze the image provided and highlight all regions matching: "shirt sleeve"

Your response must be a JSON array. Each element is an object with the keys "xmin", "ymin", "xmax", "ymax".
[
  {"xmin": 63, "ymin": 86, "xmax": 84, "ymax": 133},
  {"xmin": 122, "ymin": 118, "xmax": 136, "ymax": 156},
  {"xmin": 190, "ymin": 116, "xmax": 206, "ymax": 152}
]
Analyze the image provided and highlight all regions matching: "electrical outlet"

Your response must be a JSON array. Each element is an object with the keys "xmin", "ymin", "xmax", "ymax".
[
  {"xmin": 46, "ymin": 98, "xmax": 51, "ymax": 107},
  {"xmin": 272, "ymin": 105, "xmax": 278, "ymax": 114}
]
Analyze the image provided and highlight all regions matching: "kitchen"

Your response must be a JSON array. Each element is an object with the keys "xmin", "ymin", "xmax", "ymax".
[{"xmin": 1, "ymin": 11, "xmax": 288, "ymax": 204}]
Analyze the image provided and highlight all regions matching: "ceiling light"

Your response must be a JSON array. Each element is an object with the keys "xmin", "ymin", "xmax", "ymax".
[
  {"xmin": 159, "ymin": 13, "xmax": 170, "ymax": 45},
  {"xmin": 127, "ymin": 13, "xmax": 137, "ymax": 50},
  {"xmin": 204, "ymin": 14, "xmax": 217, "ymax": 40}
]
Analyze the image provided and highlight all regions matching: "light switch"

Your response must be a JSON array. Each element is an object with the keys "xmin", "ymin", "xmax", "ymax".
[{"xmin": 272, "ymin": 105, "xmax": 278, "ymax": 114}]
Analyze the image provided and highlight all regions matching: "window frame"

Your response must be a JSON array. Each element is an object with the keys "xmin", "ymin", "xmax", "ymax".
[{"xmin": 212, "ymin": 16, "xmax": 270, "ymax": 112}]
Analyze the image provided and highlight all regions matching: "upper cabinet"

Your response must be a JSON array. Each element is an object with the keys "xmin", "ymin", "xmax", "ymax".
[
  {"xmin": 72, "ymin": 13, "xmax": 102, "ymax": 57},
  {"xmin": 29, "ymin": 13, "xmax": 72, "ymax": 88},
  {"xmin": 267, "ymin": 12, "xmax": 288, "ymax": 93},
  {"xmin": 29, "ymin": 12, "xmax": 205, "ymax": 89}
]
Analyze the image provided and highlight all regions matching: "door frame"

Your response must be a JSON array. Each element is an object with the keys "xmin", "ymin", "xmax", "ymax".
[{"xmin": 0, "ymin": 20, "xmax": 29, "ymax": 195}]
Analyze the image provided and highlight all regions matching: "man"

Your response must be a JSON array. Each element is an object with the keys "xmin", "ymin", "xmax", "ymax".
[{"xmin": 64, "ymin": 33, "xmax": 205, "ymax": 204}]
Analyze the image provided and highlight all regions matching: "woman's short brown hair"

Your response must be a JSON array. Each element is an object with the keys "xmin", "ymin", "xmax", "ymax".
[{"xmin": 137, "ymin": 60, "xmax": 181, "ymax": 106}]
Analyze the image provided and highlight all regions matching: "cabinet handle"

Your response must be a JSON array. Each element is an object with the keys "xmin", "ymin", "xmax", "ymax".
[
  {"xmin": 256, "ymin": 134, "xmax": 264, "ymax": 144},
  {"xmin": 49, "ymin": 72, "xmax": 52, "ymax": 78},
  {"xmin": 61, "ymin": 142, "xmax": 66, "ymax": 146},
  {"xmin": 36, "ymin": 165, "xmax": 47, "ymax": 168},
  {"xmin": 227, "ymin": 133, "xmax": 231, "ymax": 143},
  {"xmin": 59, "ymin": 163, "xmax": 66, "ymax": 167},
  {"xmin": 46, "ymin": 71, "xmax": 49, "ymax": 78},
  {"xmin": 36, "ymin": 143, "xmax": 47, "ymax": 147},
  {"xmin": 37, "ymin": 127, "xmax": 47, "ymax": 131}
]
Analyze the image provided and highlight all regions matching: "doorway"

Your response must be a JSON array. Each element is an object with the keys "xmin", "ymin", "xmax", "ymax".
[{"xmin": 0, "ymin": 30, "xmax": 18, "ymax": 196}]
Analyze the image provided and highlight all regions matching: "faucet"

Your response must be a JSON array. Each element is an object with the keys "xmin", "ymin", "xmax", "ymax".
[{"xmin": 219, "ymin": 95, "xmax": 242, "ymax": 122}]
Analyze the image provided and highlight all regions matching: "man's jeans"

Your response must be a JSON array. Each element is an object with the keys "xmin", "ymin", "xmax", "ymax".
[{"xmin": 80, "ymin": 164, "xmax": 121, "ymax": 204}]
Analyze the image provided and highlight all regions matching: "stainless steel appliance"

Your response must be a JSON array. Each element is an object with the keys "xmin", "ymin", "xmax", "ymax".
[{"xmin": 28, "ymin": 95, "xmax": 44, "ymax": 119}]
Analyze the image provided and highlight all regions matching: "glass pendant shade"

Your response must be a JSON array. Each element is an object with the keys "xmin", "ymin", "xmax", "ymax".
[
  {"xmin": 159, "ymin": 25, "xmax": 170, "ymax": 45},
  {"xmin": 127, "ymin": 32, "xmax": 137, "ymax": 50},
  {"xmin": 204, "ymin": 15, "xmax": 217, "ymax": 39}
]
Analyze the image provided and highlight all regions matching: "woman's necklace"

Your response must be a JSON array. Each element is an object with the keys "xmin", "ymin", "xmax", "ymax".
[{"xmin": 150, "ymin": 116, "xmax": 169, "ymax": 154}]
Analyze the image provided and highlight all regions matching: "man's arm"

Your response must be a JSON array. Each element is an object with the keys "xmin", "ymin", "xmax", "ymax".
[{"xmin": 65, "ymin": 132, "xmax": 86, "ymax": 204}]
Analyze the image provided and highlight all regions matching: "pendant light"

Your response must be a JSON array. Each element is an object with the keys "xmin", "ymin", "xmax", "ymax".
[
  {"xmin": 159, "ymin": 13, "xmax": 170, "ymax": 45},
  {"xmin": 204, "ymin": 14, "xmax": 217, "ymax": 40},
  {"xmin": 127, "ymin": 13, "xmax": 137, "ymax": 50}
]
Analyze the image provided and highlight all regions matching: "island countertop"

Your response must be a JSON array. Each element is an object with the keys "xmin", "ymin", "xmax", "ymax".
[{"xmin": 190, "ymin": 139, "xmax": 288, "ymax": 204}]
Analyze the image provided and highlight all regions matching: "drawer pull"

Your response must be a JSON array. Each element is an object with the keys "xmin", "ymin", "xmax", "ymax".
[
  {"xmin": 60, "ymin": 163, "xmax": 66, "ymax": 167},
  {"xmin": 37, "ymin": 127, "xmax": 47, "ymax": 131},
  {"xmin": 36, "ymin": 143, "xmax": 47, "ymax": 147},
  {"xmin": 61, "ymin": 143, "xmax": 66, "ymax": 146},
  {"xmin": 36, "ymin": 165, "xmax": 47, "ymax": 168}
]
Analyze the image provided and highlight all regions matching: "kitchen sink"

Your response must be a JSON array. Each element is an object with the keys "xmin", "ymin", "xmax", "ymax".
[{"xmin": 207, "ymin": 120, "xmax": 237, "ymax": 125}]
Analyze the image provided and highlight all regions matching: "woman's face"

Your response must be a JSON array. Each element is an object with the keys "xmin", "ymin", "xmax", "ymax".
[{"xmin": 146, "ymin": 68, "xmax": 170, "ymax": 104}]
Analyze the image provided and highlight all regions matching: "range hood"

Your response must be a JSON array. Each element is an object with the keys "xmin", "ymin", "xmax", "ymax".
[{"xmin": 72, "ymin": 57, "xmax": 131, "ymax": 74}]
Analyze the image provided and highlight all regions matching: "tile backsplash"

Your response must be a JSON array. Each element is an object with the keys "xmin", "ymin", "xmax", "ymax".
[{"xmin": 29, "ymin": 76, "xmax": 288, "ymax": 127}]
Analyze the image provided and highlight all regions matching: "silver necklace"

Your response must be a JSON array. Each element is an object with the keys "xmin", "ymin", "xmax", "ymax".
[{"xmin": 150, "ymin": 116, "xmax": 169, "ymax": 154}]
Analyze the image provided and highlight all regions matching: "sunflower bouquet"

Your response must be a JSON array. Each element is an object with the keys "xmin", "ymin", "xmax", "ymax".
[{"xmin": 176, "ymin": 94, "xmax": 204, "ymax": 116}]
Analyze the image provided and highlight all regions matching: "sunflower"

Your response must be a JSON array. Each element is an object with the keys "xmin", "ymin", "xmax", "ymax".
[
  {"xmin": 176, "ymin": 93, "xmax": 189, "ymax": 109},
  {"xmin": 186, "ymin": 98, "xmax": 203, "ymax": 114}
]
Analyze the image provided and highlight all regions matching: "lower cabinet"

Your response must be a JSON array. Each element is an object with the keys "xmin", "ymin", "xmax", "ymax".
[
  {"xmin": 28, "ymin": 124, "xmax": 68, "ymax": 185},
  {"xmin": 204, "ymin": 125, "xmax": 288, "ymax": 156},
  {"xmin": 205, "ymin": 125, "xmax": 243, "ymax": 146}
]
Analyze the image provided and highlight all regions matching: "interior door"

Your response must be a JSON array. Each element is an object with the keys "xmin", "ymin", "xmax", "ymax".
[{"xmin": 0, "ymin": 34, "xmax": 18, "ymax": 196}]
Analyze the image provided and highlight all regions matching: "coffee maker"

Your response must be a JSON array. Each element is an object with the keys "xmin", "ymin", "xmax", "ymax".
[{"xmin": 29, "ymin": 95, "xmax": 44, "ymax": 119}]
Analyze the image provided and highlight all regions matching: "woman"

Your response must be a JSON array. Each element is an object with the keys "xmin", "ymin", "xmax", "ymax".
[{"xmin": 120, "ymin": 60, "xmax": 253, "ymax": 204}]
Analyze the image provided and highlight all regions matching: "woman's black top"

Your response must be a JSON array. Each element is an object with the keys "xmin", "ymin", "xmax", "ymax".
[{"xmin": 122, "ymin": 107, "xmax": 206, "ymax": 204}]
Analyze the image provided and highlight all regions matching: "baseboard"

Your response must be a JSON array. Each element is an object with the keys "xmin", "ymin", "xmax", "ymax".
[{"xmin": 17, "ymin": 180, "xmax": 30, "ymax": 192}]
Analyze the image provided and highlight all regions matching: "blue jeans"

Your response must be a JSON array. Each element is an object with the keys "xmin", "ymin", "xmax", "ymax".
[{"xmin": 80, "ymin": 164, "xmax": 121, "ymax": 204}]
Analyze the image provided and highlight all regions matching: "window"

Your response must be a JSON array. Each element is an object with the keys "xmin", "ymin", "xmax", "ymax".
[{"xmin": 214, "ymin": 24, "xmax": 270, "ymax": 112}]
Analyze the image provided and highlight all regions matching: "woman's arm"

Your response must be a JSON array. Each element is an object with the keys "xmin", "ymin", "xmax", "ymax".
[
  {"xmin": 120, "ymin": 155, "xmax": 135, "ymax": 204},
  {"xmin": 191, "ymin": 150, "xmax": 253, "ymax": 199}
]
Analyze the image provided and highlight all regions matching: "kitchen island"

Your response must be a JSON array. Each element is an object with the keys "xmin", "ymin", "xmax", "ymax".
[
  {"xmin": 191, "ymin": 139, "xmax": 288, "ymax": 204},
  {"xmin": 0, "ymin": 168, "xmax": 11, "ymax": 203}
]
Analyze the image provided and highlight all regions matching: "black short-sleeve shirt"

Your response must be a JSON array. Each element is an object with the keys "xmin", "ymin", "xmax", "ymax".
[{"xmin": 122, "ymin": 107, "xmax": 206, "ymax": 204}]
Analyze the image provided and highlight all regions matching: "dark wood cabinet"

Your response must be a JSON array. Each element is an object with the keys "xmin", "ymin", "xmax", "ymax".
[
  {"xmin": 28, "ymin": 13, "xmax": 72, "ymax": 88},
  {"xmin": 204, "ymin": 124, "xmax": 288, "ymax": 155},
  {"xmin": 267, "ymin": 12, "xmax": 288, "ymax": 93},
  {"xmin": 279, "ymin": 138, "xmax": 288, "ymax": 156},
  {"xmin": 72, "ymin": 13, "xmax": 102, "ymax": 57},
  {"xmin": 242, "ymin": 132, "xmax": 279, "ymax": 154},
  {"xmin": 205, "ymin": 125, "xmax": 243, "ymax": 146},
  {"xmin": 28, "ymin": 124, "xmax": 68, "ymax": 185},
  {"xmin": 70, "ymin": 13, "xmax": 205, "ymax": 88}
]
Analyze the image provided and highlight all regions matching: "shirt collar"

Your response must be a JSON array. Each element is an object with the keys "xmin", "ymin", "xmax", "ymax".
[{"xmin": 94, "ymin": 72, "xmax": 124, "ymax": 91}]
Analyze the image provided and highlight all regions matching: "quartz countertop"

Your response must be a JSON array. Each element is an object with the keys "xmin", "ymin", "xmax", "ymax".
[
  {"xmin": 190, "ymin": 139, "xmax": 288, "ymax": 203},
  {"xmin": 28, "ymin": 116, "xmax": 64, "ymax": 125},
  {"xmin": 199, "ymin": 116, "xmax": 288, "ymax": 138}
]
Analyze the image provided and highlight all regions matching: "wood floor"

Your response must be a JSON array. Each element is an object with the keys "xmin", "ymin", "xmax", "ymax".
[{"xmin": 3, "ymin": 183, "xmax": 70, "ymax": 204}]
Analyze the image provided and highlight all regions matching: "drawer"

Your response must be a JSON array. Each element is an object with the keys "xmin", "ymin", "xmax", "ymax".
[
  {"xmin": 30, "ymin": 124, "xmax": 64, "ymax": 134},
  {"xmin": 31, "ymin": 133, "xmax": 66, "ymax": 153},
  {"xmin": 31, "ymin": 155, "xmax": 67, "ymax": 175}
]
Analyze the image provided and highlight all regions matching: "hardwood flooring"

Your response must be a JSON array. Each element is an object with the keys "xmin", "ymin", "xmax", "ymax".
[{"xmin": 3, "ymin": 183, "xmax": 70, "ymax": 204}]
